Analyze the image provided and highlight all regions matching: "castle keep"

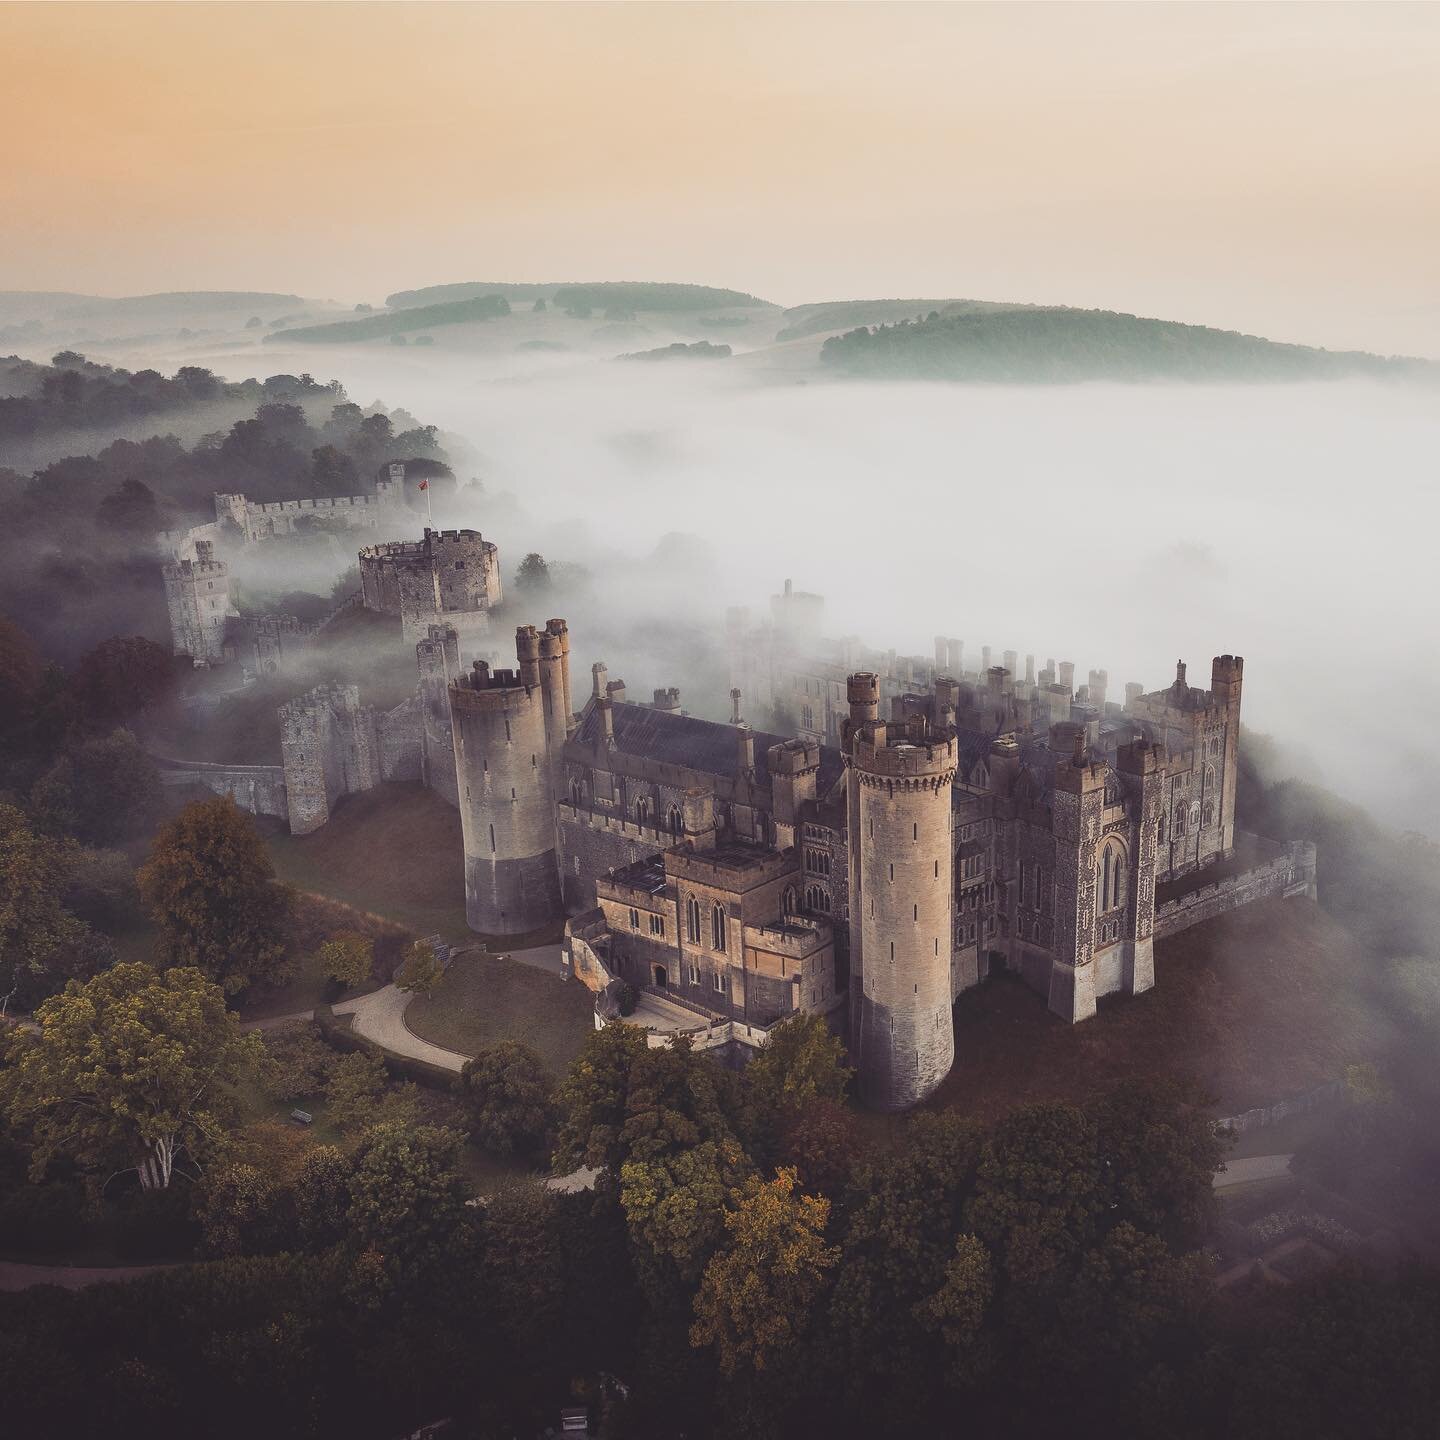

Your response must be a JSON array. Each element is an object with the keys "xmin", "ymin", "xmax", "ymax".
[{"xmin": 360, "ymin": 527, "xmax": 501, "ymax": 648}]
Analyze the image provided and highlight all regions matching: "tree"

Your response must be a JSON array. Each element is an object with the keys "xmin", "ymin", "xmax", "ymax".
[
  {"xmin": 73, "ymin": 637, "xmax": 175, "ymax": 725},
  {"xmin": 515, "ymin": 552, "xmax": 552, "ymax": 596},
  {"xmin": 0, "ymin": 962, "xmax": 262, "ymax": 1189},
  {"xmin": 258, "ymin": 1022, "xmax": 337, "ymax": 1102},
  {"xmin": 346, "ymin": 1122, "xmax": 471, "ymax": 1281},
  {"xmin": 96, "ymin": 478, "xmax": 161, "ymax": 536},
  {"xmin": 31, "ymin": 730, "xmax": 162, "ymax": 844},
  {"xmin": 913, "ymin": 1233, "xmax": 996, "ymax": 1388},
  {"xmin": 308, "ymin": 444, "xmax": 358, "ymax": 497},
  {"xmin": 460, "ymin": 1041, "xmax": 556, "ymax": 1158},
  {"xmin": 394, "ymin": 939, "xmax": 443, "ymax": 996},
  {"xmin": 746, "ymin": 1012, "xmax": 852, "ymax": 1111},
  {"xmin": 136, "ymin": 796, "xmax": 294, "ymax": 996},
  {"xmin": 690, "ymin": 1167, "xmax": 838, "ymax": 1375},
  {"xmin": 533, "ymin": 297, "xmax": 547, "ymax": 312},
  {"xmin": 0, "ymin": 802, "xmax": 89, "ymax": 1014},
  {"xmin": 316, "ymin": 931, "xmax": 374, "ymax": 989},
  {"xmin": 323, "ymin": 1050, "xmax": 418, "ymax": 1134},
  {"xmin": 0, "ymin": 616, "xmax": 42, "ymax": 761}
]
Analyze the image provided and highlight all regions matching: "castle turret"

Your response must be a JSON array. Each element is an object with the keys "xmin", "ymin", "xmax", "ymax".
[
  {"xmin": 846, "ymin": 684, "xmax": 957, "ymax": 1111},
  {"xmin": 451, "ymin": 637, "xmax": 562, "ymax": 936},
  {"xmin": 1210, "ymin": 655, "xmax": 1243, "ymax": 855}
]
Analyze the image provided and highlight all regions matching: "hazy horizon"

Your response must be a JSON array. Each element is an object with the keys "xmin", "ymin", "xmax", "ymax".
[{"xmin": 3, "ymin": 2, "xmax": 1438, "ymax": 357}]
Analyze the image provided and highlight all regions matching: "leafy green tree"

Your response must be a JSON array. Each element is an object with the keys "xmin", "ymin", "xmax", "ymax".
[
  {"xmin": 965, "ymin": 1101, "xmax": 1105, "ymax": 1293},
  {"xmin": 323, "ymin": 1050, "xmax": 419, "ymax": 1134},
  {"xmin": 620, "ymin": 1136, "xmax": 750, "ymax": 1290},
  {"xmin": 316, "ymin": 931, "xmax": 374, "ymax": 988},
  {"xmin": 745, "ymin": 1012, "xmax": 852, "ymax": 1129},
  {"xmin": 0, "ymin": 802, "xmax": 89, "ymax": 1014},
  {"xmin": 258, "ymin": 1022, "xmax": 337, "ymax": 1102},
  {"xmin": 346, "ymin": 1122, "xmax": 471, "ymax": 1281},
  {"xmin": 95, "ymin": 478, "xmax": 161, "ymax": 536},
  {"xmin": 913, "ymin": 1233, "xmax": 996, "ymax": 1388},
  {"xmin": 136, "ymin": 796, "xmax": 295, "ymax": 996},
  {"xmin": 0, "ymin": 962, "xmax": 262, "ymax": 1189},
  {"xmin": 775, "ymin": 1096, "xmax": 867, "ymax": 1197},
  {"xmin": 515, "ymin": 552, "xmax": 552, "ymax": 595},
  {"xmin": 291, "ymin": 1143, "xmax": 353, "ymax": 1250},
  {"xmin": 1092, "ymin": 1077, "xmax": 1228, "ymax": 1245},
  {"xmin": 555, "ymin": 1026, "xmax": 741, "ymax": 1175},
  {"xmin": 74, "ymin": 639, "xmax": 174, "ymax": 725},
  {"xmin": 308, "ymin": 443, "xmax": 358, "ymax": 497},
  {"xmin": 394, "ymin": 939, "xmax": 443, "ymax": 996},
  {"xmin": 31, "ymin": 729, "xmax": 162, "ymax": 844},
  {"xmin": 690, "ymin": 1167, "xmax": 838, "ymax": 1375},
  {"xmin": 460, "ymin": 1041, "xmax": 556, "ymax": 1158}
]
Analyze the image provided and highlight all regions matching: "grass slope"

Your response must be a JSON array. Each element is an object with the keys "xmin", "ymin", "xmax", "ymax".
[
  {"xmin": 263, "ymin": 783, "xmax": 470, "ymax": 939},
  {"xmin": 271, "ymin": 294, "xmax": 510, "ymax": 345},
  {"xmin": 777, "ymin": 297, "xmax": 1026, "ymax": 342},
  {"xmin": 820, "ymin": 305, "xmax": 1435, "ymax": 382},
  {"xmin": 926, "ymin": 895, "xmax": 1397, "ymax": 1124}
]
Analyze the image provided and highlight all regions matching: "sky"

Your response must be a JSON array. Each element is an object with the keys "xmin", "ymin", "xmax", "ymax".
[{"xmin": 1, "ymin": 1, "xmax": 1438, "ymax": 354}]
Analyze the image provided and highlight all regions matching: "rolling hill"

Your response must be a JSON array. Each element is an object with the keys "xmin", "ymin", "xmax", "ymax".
[{"xmin": 817, "ymin": 306, "xmax": 1436, "ymax": 382}]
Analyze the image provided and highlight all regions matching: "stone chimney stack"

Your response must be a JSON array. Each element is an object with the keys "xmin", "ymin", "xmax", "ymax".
[
  {"xmin": 730, "ymin": 688, "xmax": 744, "ymax": 725},
  {"xmin": 591, "ymin": 661, "xmax": 608, "ymax": 699}
]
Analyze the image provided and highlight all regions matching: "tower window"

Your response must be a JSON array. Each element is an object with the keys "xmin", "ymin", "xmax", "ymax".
[{"xmin": 711, "ymin": 904, "xmax": 727, "ymax": 951}]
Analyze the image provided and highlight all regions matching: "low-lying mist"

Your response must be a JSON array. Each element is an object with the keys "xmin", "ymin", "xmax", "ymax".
[{"xmin": 137, "ymin": 336, "xmax": 1440, "ymax": 838}]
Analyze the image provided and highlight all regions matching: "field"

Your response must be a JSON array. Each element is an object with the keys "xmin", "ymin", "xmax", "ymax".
[
  {"xmin": 405, "ymin": 950, "xmax": 595, "ymax": 1078},
  {"xmin": 927, "ymin": 895, "xmax": 1396, "ymax": 1124}
]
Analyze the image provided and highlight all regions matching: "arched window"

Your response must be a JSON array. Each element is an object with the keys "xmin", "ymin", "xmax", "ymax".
[
  {"xmin": 569, "ymin": 778, "xmax": 583, "ymax": 806},
  {"xmin": 1157, "ymin": 813, "xmax": 1167, "ymax": 846},
  {"xmin": 1204, "ymin": 763, "xmax": 1217, "ymax": 794},
  {"xmin": 782, "ymin": 885, "xmax": 796, "ymax": 915},
  {"xmin": 669, "ymin": 806, "xmax": 683, "ymax": 837},
  {"xmin": 1097, "ymin": 839, "xmax": 1127, "ymax": 913},
  {"xmin": 711, "ymin": 903, "xmax": 727, "ymax": 952},
  {"xmin": 635, "ymin": 796, "xmax": 650, "ymax": 826},
  {"xmin": 686, "ymin": 897, "xmax": 701, "ymax": 944},
  {"xmin": 1174, "ymin": 804, "xmax": 1187, "ymax": 837}
]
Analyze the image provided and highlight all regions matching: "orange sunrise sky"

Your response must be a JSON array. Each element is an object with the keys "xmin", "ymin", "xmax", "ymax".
[{"xmin": 2, "ymin": 1, "xmax": 1437, "ymax": 354}]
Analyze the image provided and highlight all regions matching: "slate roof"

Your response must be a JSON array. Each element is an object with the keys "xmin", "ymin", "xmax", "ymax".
[{"xmin": 569, "ymin": 700, "xmax": 844, "ymax": 792}]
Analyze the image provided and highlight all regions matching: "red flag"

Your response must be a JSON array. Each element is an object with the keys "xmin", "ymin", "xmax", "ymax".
[{"xmin": 418, "ymin": 479, "xmax": 428, "ymax": 490}]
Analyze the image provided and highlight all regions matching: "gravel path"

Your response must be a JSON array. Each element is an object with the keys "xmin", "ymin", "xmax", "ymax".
[{"xmin": 337, "ymin": 985, "xmax": 471, "ymax": 1072}]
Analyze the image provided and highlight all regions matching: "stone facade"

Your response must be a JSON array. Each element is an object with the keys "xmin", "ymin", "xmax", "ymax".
[
  {"xmin": 161, "ymin": 540, "xmax": 237, "ymax": 665},
  {"xmin": 359, "ymin": 527, "xmax": 501, "ymax": 649}
]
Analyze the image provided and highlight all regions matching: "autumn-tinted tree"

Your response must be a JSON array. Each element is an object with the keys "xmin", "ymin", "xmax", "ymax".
[
  {"xmin": 0, "ymin": 962, "xmax": 262, "ymax": 1189},
  {"xmin": 690, "ymin": 1167, "xmax": 838, "ymax": 1375},
  {"xmin": 136, "ymin": 795, "xmax": 294, "ymax": 995},
  {"xmin": 323, "ymin": 1051, "xmax": 418, "ymax": 1134},
  {"xmin": 460, "ymin": 1041, "xmax": 556, "ymax": 1159},
  {"xmin": 316, "ymin": 930, "xmax": 373, "ymax": 989}
]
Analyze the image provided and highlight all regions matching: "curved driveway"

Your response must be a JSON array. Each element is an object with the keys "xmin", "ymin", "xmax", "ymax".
[{"xmin": 336, "ymin": 985, "xmax": 470, "ymax": 1072}]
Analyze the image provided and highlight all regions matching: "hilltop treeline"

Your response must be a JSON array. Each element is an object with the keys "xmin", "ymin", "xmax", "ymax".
[
  {"xmin": 0, "ymin": 356, "xmax": 451, "ymax": 661},
  {"xmin": 272, "ymin": 294, "xmax": 511, "ymax": 345},
  {"xmin": 820, "ymin": 307, "xmax": 1436, "ymax": 382},
  {"xmin": 385, "ymin": 279, "xmax": 772, "ymax": 313}
]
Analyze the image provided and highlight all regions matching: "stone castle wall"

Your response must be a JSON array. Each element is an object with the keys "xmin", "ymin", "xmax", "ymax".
[
  {"xmin": 1153, "ymin": 839, "xmax": 1317, "ymax": 938},
  {"xmin": 152, "ymin": 755, "xmax": 289, "ymax": 823}
]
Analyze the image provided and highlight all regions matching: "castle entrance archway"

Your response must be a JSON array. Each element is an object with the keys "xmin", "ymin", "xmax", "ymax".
[{"xmin": 653, "ymin": 964, "xmax": 668, "ymax": 989}]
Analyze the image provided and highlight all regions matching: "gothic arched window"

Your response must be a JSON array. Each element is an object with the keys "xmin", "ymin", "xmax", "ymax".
[
  {"xmin": 1097, "ymin": 839, "xmax": 1127, "ymax": 914},
  {"xmin": 783, "ymin": 885, "xmax": 796, "ymax": 915},
  {"xmin": 686, "ymin": 897, "xmax": 701, "ymax": 944},
  {"xmin": 711, "ymin": 903, "xmax": 727, "ymax": 952},
  {"xmin": 669, "ymin": 806, "xmax": 683, "ymax": 837}
]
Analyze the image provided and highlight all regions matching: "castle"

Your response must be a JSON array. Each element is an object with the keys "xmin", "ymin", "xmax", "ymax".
[
  {"xmin": 159, "ymin": 465, "xmax": 496, "ymax": 671},
  {"xmin": 160, "ymin": 543, "xmax": 1317, "ymax": 1112},
  {"xmin": 445, "ymin": 588, "xmax": 1314, "ymax": 1112}
]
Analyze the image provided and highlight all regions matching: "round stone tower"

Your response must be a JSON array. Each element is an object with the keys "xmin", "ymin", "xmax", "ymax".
[
  {"xmin": 450, "ymin": 654, "xmax": 561, "ymax": 935},
  {"xmin": 845, "ymin": 674, "xmax": 957, "ymax": 1111}
]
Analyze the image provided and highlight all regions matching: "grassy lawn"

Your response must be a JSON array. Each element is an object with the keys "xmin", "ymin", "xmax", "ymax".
[
  {"xmin": 263, "ymin": 782, "xmax": 472, "ymax": 940},
  {"xmin": 262, "ymin": 782, "xmax": 567, "ymax": 954},
  {"xmin": 926, "ymin": 895, "xmax": 1397, "ymax": 1125},
  {"xmin": 405, "ymin": 949, "xmax": 595, "ymax": 1078}
]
